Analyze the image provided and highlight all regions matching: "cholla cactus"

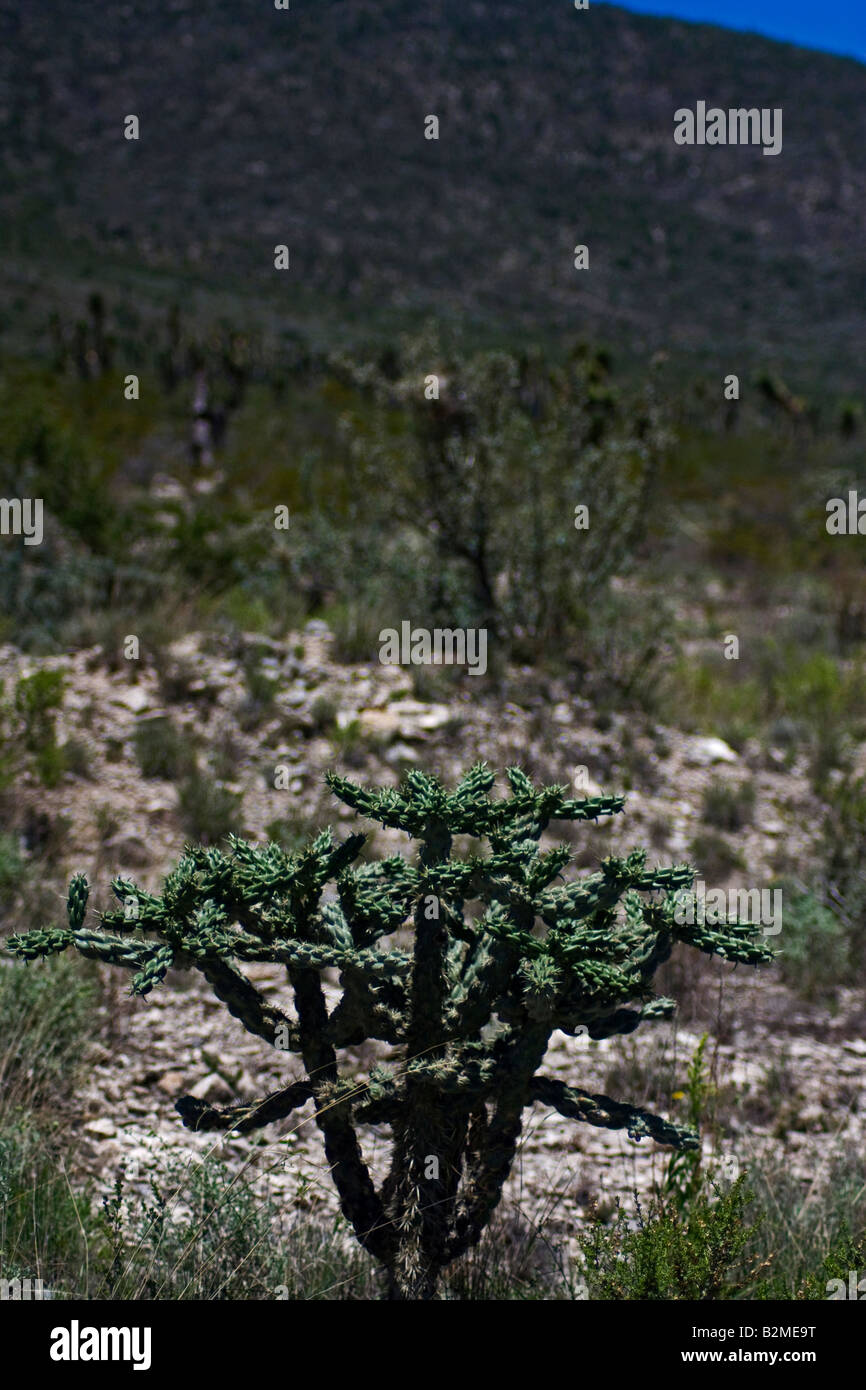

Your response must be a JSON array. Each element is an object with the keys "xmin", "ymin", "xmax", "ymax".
[{"xmin": 7, "ymin": 765, "xmax": 772, "ymax": 1299}]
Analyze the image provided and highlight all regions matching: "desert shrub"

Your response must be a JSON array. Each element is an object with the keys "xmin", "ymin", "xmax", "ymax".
[
  {"xmin": 97, "ymin": 1152, "xmax": 379, "ymax": 1301},
  {"xmin": 0, "ymin": 956, "xmax": 98, "ymax": 1111},
  {"xmin": 308, "ymin": 693, "xmax": 339, "ymax": 733},
  {"xmin": 14, "ymin": 669, "xmax": 66, "ymax": 786},
  {"xmin": 666, "ymin": 642, "xmax": 866, "ymax": 760},
  {"xmin": 579, "ymin": 1175, "xmax": 759, "ymax": 1300},
  {"xmin": 62, "ymin": 737, "xmax": 93, "ymax": 779},
  {"xmin": 215, "ymin": 586, "xmax": 275, "ymax": 636},
  {"xmin": 688, "ymin": 831, "xmax": 746, "ymax": 882},
  {"xmin": 0, "ymin": 834, "xmax": 25, "ymax": 906},
  {"xmin": 237, "ymin": 657, "xmax": 280, "ymax": 732},
  {"xmin": 774, "ymin": 885, "xmax": 851, "ymax": 999},
  {"xmin": 576, "ymin": 588, "xmax": 673, "ymax": 714},
  {"xmin": 333, "ymin": 336, "xmax": 668, "ymax": 664},
  {"xmin": 134, "ymin": 716, "xmax": 196, "ymax": 781},
  {"xmin": 0, "ymin": 1120, "xmax": 94, "ymax": 1294},
  {"xmin": 177, "ymin": 771, "xmax": 243, "ymax": 844},
  {"xmin": 736, "ymin": 1146, "xmax": 866, "ymax": 1298},
  {"xmin": 701, "ymin": 778, "xmax": 756, "ymax": 832}
]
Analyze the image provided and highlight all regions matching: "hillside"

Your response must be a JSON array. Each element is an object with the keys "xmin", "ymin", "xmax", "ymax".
[{"xmin": 1, "ymin": 0, "xmax": 864, "ymax": 384}]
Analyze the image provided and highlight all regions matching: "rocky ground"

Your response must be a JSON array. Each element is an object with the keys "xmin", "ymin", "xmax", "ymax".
[{"xmin": 2, "ymin": 622, "xmax": 864, "ymax": 1268}]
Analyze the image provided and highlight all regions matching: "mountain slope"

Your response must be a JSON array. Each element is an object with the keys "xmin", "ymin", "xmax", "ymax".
[{"xmin": 0, "ymin": 0, "xmax": 864, "ymax": 381}]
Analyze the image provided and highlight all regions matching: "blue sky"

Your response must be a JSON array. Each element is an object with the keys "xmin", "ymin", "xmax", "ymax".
[{"xmin": 605, "ymin": 1, "xmax": 866, "ymax": 64}]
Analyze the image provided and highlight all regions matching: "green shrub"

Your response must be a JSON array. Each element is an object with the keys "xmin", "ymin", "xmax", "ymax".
[
  {"xmin": 215, "ymin": 586, "xmax": 275, "ymax": 636},
  {"xmin": 134, "ymin": 716, "xmax": 196, "ymax": 781},
  {"xmin": 688, "ymin": 831, "xmax": 746, "ymax": 882},
  {"xmin": 0, "ymin": 955, "xmax": 98, "ymax": 1111},
  {"xmin": 773, "ymin": 886, "xmax": 851, "ymax": 1000},
  {"xmin": 14, "ymin": 669, "xmax": 67, "ymax": 787},
  {"xmin": 701, "ymin": 778, "xmax": 755, "ymax": 832},
  {"xmin": 177, "ymin": 772, "xmax": 243, "ymax": 844},
  {"xmin": 580, "ymin": 1175, "xmax": 759, "ymax": 1300},
  {"xmin": 308, "ymin": 693, "xmax": 338, "ymax": 733},
  {"xmin": 0, "ymin": 834, "xmax": 25, "ymax": 905},
  {"xmin": 62, "ymin": 737, "xmax": 93, "ymax": 780},
  {"xmin": 98, "ymin": 1152, "xmax": 373, "ymax": 1300}
]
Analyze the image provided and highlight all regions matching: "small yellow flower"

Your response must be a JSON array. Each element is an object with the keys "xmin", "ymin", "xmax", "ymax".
[{"xmin": 672, "ymin": 1090, "xmax": 685, "ymax": 1100}]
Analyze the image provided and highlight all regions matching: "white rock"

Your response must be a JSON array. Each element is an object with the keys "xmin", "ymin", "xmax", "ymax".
[
  {"xmin": 685, "ymin": 736, "xmax": 739, "ymax": 766},
  {"xmin": 188, "ymin": 1073, "xmax": 234, "ymax": 1104},
  {"xmin": 156, "ymin": 1071, "xmax": 187, "ymax": 1095},
  {"xmin": 84, "ymin": 1117, "xmax": 116, "ymax": 1137},
  {"xmin": 384, "ymin": 742, "xmax": 420, "ymax": 765},
  {"xmin": 414, "ymin": 705, "xmax": 453, "ymax": 731},
  {"xmin": 113, "ymin": 685, "xmax": 151, "ymax": 714},
  {"xmin": 150, "ymin": 474, "xmax": 188, "ymax": 502}
]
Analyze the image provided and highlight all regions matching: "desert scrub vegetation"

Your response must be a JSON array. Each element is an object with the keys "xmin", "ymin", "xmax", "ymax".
[
  {"xmin": 134, "ymin": 715, "xmax": 197, "ymax": 781},
  {"xmin": 700, "ymin": 778, "xmax": 756, "ymax": 832},
  {"xmin": 577, "ymin": 1169, "xmax": 866, "ymax": 1301},
  {"xmin": 579, "ymin": 1176, "xmax": 759, "ymax": 1300},
  {"xmin": 7, "ymin": 763, "xmax": 774, "ymax": 1299},
  {"xmin": 0, "ymin": 955, "xmax": 99, "ymax": 1291},
  {"xmin": 0, "ymin": 332, "xmax": 672, "ymax": 676},
  {"xmin": 177, "ymin": 770, "xmax": 243, "ymax": 845},
  {"xmin": 96, "ymin": 1154, "xmax": 377, "ymax": 1301},
  {"xmin": 0, "ymin": 670, "xmax": 68, "ymax": 788},
  {"xmin": 0, "ymin": 941, "xmax": 859, "ymax": 1301},
  {"xmin": 687, "ymin": 831, "xmax": 746, "ymax": 883},
  {"xmin": 5, "ymin": 321, "xmax": 866, "ymax": 736},
  {"xmin": 771, "ymin": 884, "xmax": 851, "ymax": 1001}
]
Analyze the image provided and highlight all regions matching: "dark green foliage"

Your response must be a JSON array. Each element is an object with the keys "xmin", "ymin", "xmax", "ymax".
[
  {"xmin": 786, "ymin": 1234, "xmax": 866, "ymax": 1301},
  {"xmin": 339, "ymin": 338, "xmax": 667, "ymax": 661},
  {"xmin": 7, "ymin": 764, "xmax": 773, "ymax": 1299},
  {"xmin": 13, "ymin": 669, "xmax": 66, "ymax": 787},
  {"xmin": 688, "ymin": 831, "xmax": 746, "ymax": 883},
  {"xmin": 819, "ymin": 773, "xmax": 866, "ymax": 975},
  {"xmin": 177, "ymin": 771, "xmax": 243, "ymax": 845},
  {"xmin": 0, "ymin": 834, "xmax": 25, "ymax": 905},
  {"xmin": 134, "ymin": 716, "xmax": 196, "ymax": 781},
  {"xmin": 0, "ymin": 956, "xmax": 98, "ymax": 1111},
  {"xmin": 581, "ymin": 1175, "xmax": 759, "ymax": 1300},
  {"xmin": 773, "ymin": 885, "xmax": 850, "ymax": 1001},
  {"xmin": 701, "ymin": 778, "xmax": 756, "ymax": 832}
]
